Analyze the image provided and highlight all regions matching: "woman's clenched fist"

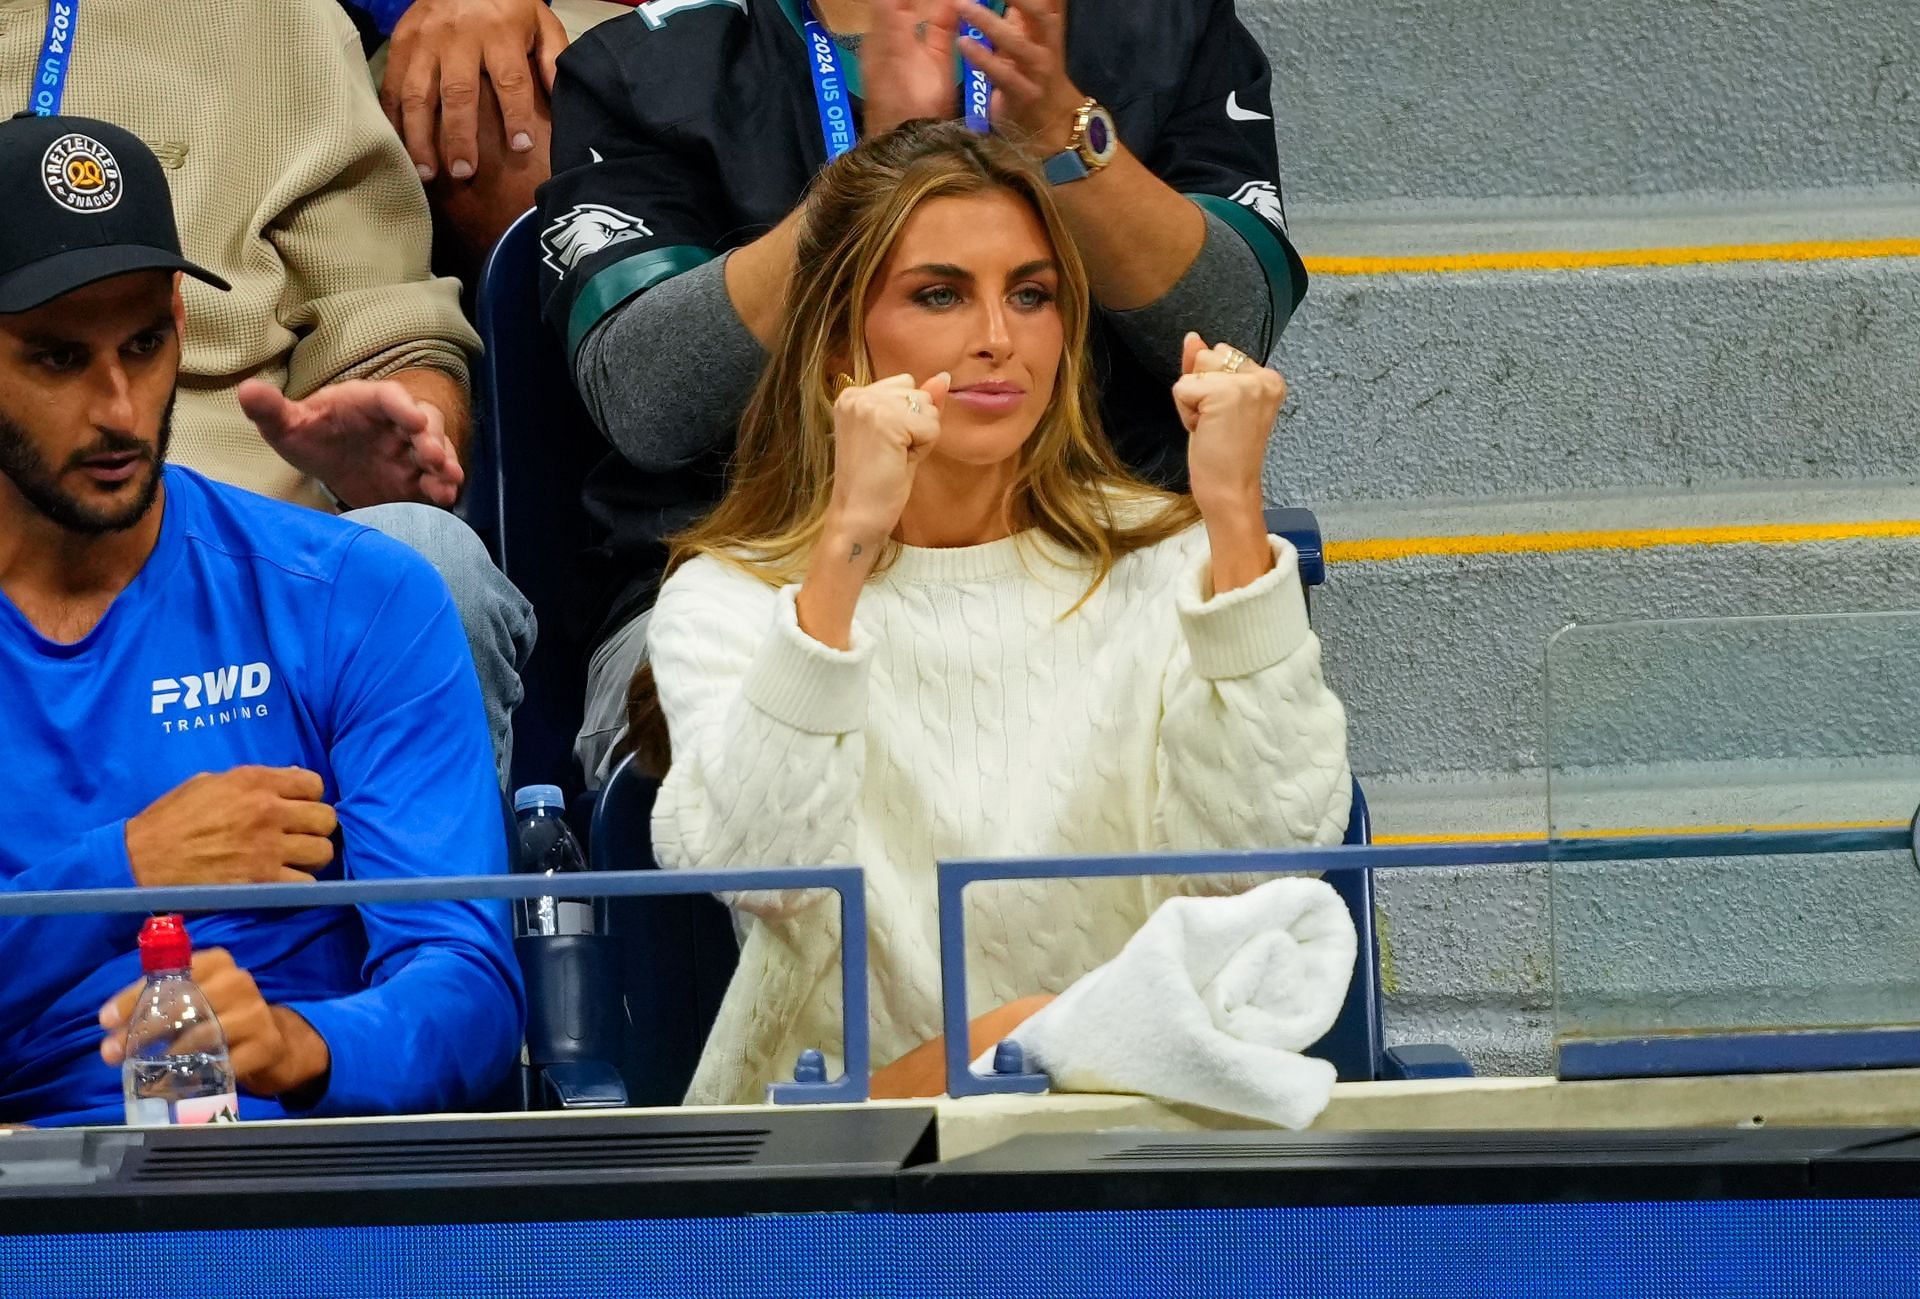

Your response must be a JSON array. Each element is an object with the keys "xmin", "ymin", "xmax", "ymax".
[
  {"xmin": 826, "ymin": 371, "xmax": 952, "ymax": 554},
  {"xmin": 1173, "ymin": 332, "xmax": 1286, "ymax": 522},
  {"xmin": 1174, "ymin": 333, "xmax": 1285, "ymax": 593}
]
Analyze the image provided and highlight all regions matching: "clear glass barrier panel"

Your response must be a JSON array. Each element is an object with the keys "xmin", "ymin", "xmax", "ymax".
[{"xmin": 1545, "ymin": 611, "xmax": 1920, "ymax": 1051}]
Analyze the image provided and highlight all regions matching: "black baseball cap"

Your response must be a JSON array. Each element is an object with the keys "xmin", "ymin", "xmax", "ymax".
[{"xmin": 0, "ymin": 112, "xmax": 229, "ymax": 314}]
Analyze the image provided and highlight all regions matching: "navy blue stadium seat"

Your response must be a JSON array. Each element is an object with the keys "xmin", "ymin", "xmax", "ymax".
[
  {"xmin": 1310, "ymin": 796, "xmax": 1467, "ymax": 1081},
  {"xmin": 1314, "ymin": 781, "xmax": 1379, "ymax": 1081},
  {"xmin": 588, "ymin": 758, "xmax": 741, "ymax": 1106},
  {"xmin": 472, "ymin": 208, "xmax": 606, "ymax": 794}
]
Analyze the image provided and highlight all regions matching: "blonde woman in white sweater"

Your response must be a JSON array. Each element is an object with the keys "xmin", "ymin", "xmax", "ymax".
[{"xmin": 634, "ymin": 121, "xmax": 1352, "ymax": 1106}]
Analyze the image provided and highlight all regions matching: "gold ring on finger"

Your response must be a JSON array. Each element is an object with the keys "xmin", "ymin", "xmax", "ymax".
[{"xmin": 1221, "ymin": 348, "xmax": 1250, "ymax": 374}]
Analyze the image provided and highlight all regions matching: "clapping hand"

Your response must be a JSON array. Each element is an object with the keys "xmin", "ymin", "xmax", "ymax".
[
  {"xmin": 863, "ymin": 0, "xmax": 962, "ymax": 136},
  {"xmin": 952, "ymin": 0, "xmax": 1087, "ymax": 153}
]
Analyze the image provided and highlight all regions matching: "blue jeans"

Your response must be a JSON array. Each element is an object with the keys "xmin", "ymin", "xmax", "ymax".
[
  {"xmin": 345, "ymin": 504, "xmax": 535, "ymax": 784},
  {"xmin": 576, "ymin": 609, "xmax": 650, "ymax": 790}
]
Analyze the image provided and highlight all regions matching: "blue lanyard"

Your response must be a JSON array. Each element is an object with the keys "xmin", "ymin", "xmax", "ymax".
[
  {"xmin": 803, "ymin": 2, "xmax": 993, "ymax": 162},
  {"xmin": 30, "ymin": 0, "xmax": 78, "ymax": 117},
  {"xmin": 957, "ymin": 2, "xmax": 992, "ymax": 136},
  {"xmin": 802, "ymin": 17, "xmax": 858, "ymax": 160}
]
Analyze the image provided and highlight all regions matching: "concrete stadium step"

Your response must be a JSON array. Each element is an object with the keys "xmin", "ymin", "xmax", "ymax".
[
  {"xmin": 1310, "ymin": 482, "xmax": 1920, "ymax": 781},
  {"xmin": 1268, "ymin": 191, "xmax": 1920, "ymax": 506},
  {"xmin": 1364, "ymin": 770, "xmax": 1549, "ymax": 845},
  {"xmin": 1254, "ymin": 0, "xmax": 1920, "ymax": 205},
  {"xmin": 1361, "ymin": 763, "xmax": 1920, "ymax": 846},
  {"xmin": 1375, "ymin": 855, "xmax": 1554, "ymax": 1076},
  {"xmin": 1364, "ymin": 769, "xmax": 1920, "ymax": 1075},
  {"xmin": 1379, "ymin": 849, "xmax": 1920, "ymax": 1076},
  {"xmin": 1235, "ymin": 0, "xmax": 1920, "ymax": 1082}
]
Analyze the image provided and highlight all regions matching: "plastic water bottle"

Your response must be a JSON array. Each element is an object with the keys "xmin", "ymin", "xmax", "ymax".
[
  {"xmin": 513, "ymin": 785, "xmax": 603, "ymax": 937},
  {"xmin": 122, "ymin": 914, "xmax": 240, "ymax": 1126},
  {"xmin": 511, "ymin": 787, "xmax": 623, "ymax": 1099}
]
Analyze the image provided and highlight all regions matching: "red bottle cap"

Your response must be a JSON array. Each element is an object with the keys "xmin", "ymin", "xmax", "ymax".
[{"xmin": 138, "ymin": 914, "xmax": 193, "ymax": 974}]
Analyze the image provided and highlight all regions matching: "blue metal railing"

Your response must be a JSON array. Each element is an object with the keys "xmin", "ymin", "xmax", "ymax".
[
  {"xmin": 7, "ymin": 822, "xmax": 1913, "ymax": 1107},
  {"xmin": 935, "ymin": 825, "xmax": 1918, "ymax": 1099},
  {"xmin": 0, "ymin": 865, "xmax": 873, "ymax": 1107}
]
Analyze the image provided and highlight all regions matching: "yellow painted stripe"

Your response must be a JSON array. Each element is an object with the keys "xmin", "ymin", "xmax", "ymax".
[
  {"xmin": 1326, "ymin": 518, "xmax": 1920, "ymax": 565},
  {"xmin": 1304, "ymin": 238, "xmax": 1920, "ymax": 277},
  {"xmin": 1377, "ymin": 818, "xmax": 1907, "ymax": 847}
]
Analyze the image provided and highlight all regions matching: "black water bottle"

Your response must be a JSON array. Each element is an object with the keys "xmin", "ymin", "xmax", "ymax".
[
  {"xmin": 512, "ymin": 786, "xmax": 626, "ymax": 1106},
  {"xmin": 513, "ymin": 786, "xmax": 601, "ymax": 937}
]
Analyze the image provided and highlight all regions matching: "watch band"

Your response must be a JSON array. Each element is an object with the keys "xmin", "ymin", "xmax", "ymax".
[{"xmin": 1043, "ymin": 149, "xmax": 1091, "ymax": 185}]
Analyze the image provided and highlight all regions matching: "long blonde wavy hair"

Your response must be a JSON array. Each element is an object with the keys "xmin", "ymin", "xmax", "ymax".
[
  {"xmin": 625, "ymin": 120, "xmax": 1200, "ymax": 776},
  {"xmin": 670, "ymin": 117, "xmax": 1198, "ymax": 587}
]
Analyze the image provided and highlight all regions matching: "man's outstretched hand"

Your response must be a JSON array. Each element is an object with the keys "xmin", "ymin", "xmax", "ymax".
[{"xmin": 239, "ymin": 376, "xmax": 465, "ymax": 509}]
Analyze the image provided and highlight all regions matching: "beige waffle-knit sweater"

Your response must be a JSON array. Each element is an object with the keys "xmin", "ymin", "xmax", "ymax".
[
  {"xmin": 649, "ymin": 523, "xmax": 1353, "ymax": 1105},
  {"xmin": 0, "ymin": 0, "xmax": 480, "ymax": 505}
]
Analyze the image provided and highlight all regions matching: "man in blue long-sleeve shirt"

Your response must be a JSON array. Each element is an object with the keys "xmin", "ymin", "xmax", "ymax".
[{"xmin": 0, "ymin": 114, "xmax": 523, "ymax": 1127}]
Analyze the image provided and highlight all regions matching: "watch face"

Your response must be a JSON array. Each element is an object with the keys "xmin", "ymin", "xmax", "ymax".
[{"xmin": 1083, "ymin": 107, "xmax": 1119, "ymax": 164}]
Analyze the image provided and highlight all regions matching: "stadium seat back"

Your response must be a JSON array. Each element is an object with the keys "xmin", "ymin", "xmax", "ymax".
[
  {"xmin": 591, "ymin": 755, "xmax": 740, "ymax": 1106},
  {"xmin": 1317, "ymin": 779, "xmax": 1383, "ymax": 1081},
  {"xmin": 473, "ymin": 208, "xmax": 606, "ymax": 792}
]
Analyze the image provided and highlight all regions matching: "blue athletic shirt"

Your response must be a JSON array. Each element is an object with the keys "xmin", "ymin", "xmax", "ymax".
[{"xmin": 0, "ymin": 466, "xmax": 524, "ymax": 1127}]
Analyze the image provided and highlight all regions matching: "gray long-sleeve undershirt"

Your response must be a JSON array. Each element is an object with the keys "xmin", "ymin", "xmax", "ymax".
[{"xmin": 574, "ymin": 210, "xmax": 1270, "ymax": 476}]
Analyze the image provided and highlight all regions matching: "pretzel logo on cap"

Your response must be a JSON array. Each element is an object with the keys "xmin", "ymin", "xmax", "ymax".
[{"xmin": 42, "ymin": 134, "xmax": 123, "ymax": 213}]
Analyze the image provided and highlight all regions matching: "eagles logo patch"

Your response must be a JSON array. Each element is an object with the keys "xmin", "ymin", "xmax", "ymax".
[
  {"xmin": 542, "ymin": 204, "xmax": 651, "ymax": 276},
  {"xmin": 1228, "ymin": 180, "xmax": 1286, "ymax": 232},
  {"xmin": 42, "ymin": 134, "xmax": 122, "ymax": 213}
]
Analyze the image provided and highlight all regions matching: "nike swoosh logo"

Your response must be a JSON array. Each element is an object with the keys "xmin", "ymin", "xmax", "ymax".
[{"xmin": 1226, "ymin": 91, "xmax": 1272, "ymax": 122}]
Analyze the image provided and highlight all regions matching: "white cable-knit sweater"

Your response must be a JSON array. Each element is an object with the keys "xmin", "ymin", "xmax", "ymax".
[{"xmin": 648, "ymin": 523, "xmax": 1353, "ymax": 1105}]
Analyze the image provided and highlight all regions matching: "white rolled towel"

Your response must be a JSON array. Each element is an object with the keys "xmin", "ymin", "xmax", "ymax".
[{"xmin": 996, "ymin": 877, "xmax": 1358, "ymax": 1129}]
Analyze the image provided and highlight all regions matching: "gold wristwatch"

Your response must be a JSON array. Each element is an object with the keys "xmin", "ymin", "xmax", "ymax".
[{"xmin": 1043, "ymin": 98, "xmax": 1119, "ymax": 185}]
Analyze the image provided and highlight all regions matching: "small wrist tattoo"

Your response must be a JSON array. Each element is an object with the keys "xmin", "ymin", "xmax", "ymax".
[
  {"xmin": 849, "ymin": 542, "xmax": 865, "ymax": 562},
  {"xmin": 914, "ymin": 20, "xmax": 929, "ymax": 41}
]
